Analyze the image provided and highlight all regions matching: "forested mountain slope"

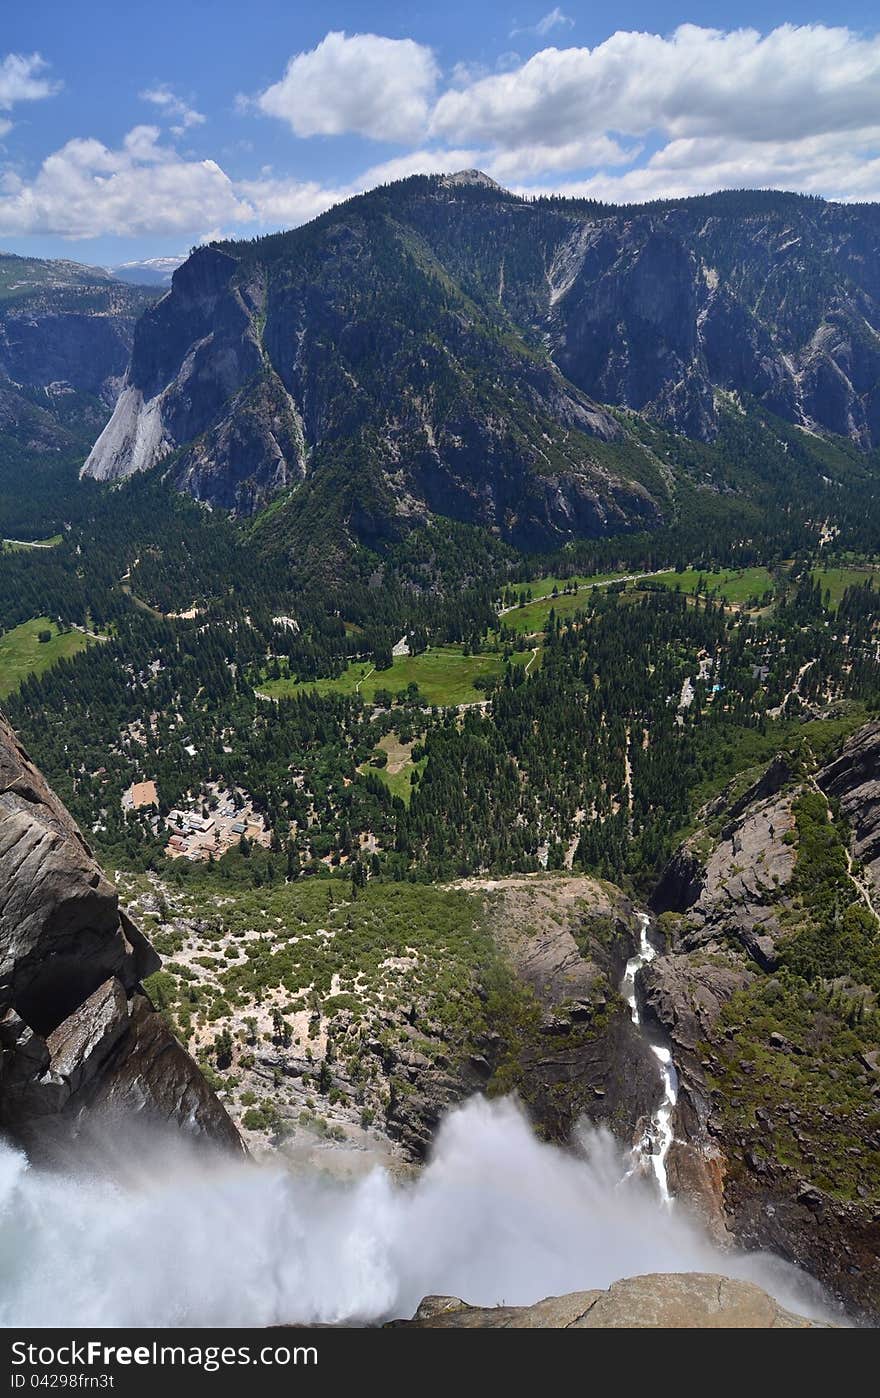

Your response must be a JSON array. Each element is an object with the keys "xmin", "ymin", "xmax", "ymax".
[{"xmin": 82, "ymin": 177, "xmax": 880, "ymax": 552}]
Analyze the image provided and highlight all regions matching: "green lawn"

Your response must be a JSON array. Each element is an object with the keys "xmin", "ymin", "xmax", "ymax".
[
  {"xmin": 0, "ymin": 617, "xmax": 88, "ymax": 698},
  {"xmin": 811, "ymin": 564, "xmax": 878, "ymax": 609},
  {"xmin": 371, "ymin": 759, "xmax": 427, "ymax": 804},
  {"xmin": 259, "ymin": 645, "xmax": 535, "ymax": 707},
  {"xmin": 652, "ymin": 566, "xmax": 775, "ymax": 606}
]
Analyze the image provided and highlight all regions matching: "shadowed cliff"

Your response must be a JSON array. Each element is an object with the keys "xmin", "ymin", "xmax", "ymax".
[{"xmin": 0, "ymin": 711, "xmax": 242, "ymax": 1159}]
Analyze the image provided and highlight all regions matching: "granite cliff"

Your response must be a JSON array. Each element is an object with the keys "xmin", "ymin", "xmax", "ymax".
[
  {"xmin": 0, "ymin": 711, "xmax": 241, "ymax": 1159},
  {"xmin": 645, "ymin": 727, "xmax": 880, "ymax": 1320}
]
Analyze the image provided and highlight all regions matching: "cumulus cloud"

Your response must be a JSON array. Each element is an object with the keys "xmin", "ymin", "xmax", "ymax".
[
  {"xmin": 0, "ymin": 126, "xmax": 251, "ymax": 238},
  {"xmin": 431, "ymin": 24, "xmax": 880, "ymax": 150},
  {"xmin": 235, "ymin": 173, "xmax": 344, "ymax": 229},
  {"xmin": 0, "ymin": 51, "xmax": 58, "ymax": 136},
  {"xmin": 520, "ymin": 127, "xmax": 880, "ymax": 206},
  {"xmin": 5, "ymin": 24, "xmax": 880, "ymax": 245},
  {"xmin": 0, "ymin": 52, "xmax": 59, "ymax": 110},
  {"xmin": 140, "ymin": 85, "xmax": 206, "ymax": 135},
  {"xmin": 253, "ymin": 31, "xmax": 439, "ymax": 143}
]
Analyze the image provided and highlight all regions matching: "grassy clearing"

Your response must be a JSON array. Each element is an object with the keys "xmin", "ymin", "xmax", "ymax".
[
  {"xmin": 0, "ymin": 616, "xmax": 88, "ymax": 698},
  {"xmin": 504, "ymin": 587, "xmax": 608, "ymax": 635},
  {"xmin": 366, "ymin": 755, "xmax": 428, "ymax": 805},
  {"xmin": 2, "ymin": 534, "xmax": 63, "ymax": 552},
  {"xmin": 651, "ymin": 566, "xmax": 775, "ymax": 606},
  {"xmin": 811, "ymin": 564, "xmax": 878, "ymax": 609},
  {"xmin": 505, "ymin": 568, "xmax": 655, "ymax": 598},
  {"xmin": 501, "ymin": 565, "xmax": 771, "ymax": 634},
  {"xmin": 260, "ymin": 645, "xmax": 535, "ymax": 707},
  {"xmin": 360, "ymin": 733, "xmax": 427, "ymax": 805}
]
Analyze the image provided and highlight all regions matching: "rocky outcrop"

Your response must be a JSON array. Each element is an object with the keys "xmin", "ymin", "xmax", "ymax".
[
  {"xmin": 391, "ymin": 1273, "xmax": 830, "ymax": 1328},
  {"xmin": 472, "ymin": 876, "xmax": 660, "ymax": 1145},
  {"xmin": 0, "ymin": 712, "xmax": 241, "ymax": 1158},
  {"xmin": 214, "ymin": 875, "xmax": 658, "ymax": 1164},
  {"xmin": 819, "ymin": 720, "xmax": 880, "ymax": 890},
  {"xmin": 644, "ymin": 738, "xmax": 880, "ymax": 1318}
]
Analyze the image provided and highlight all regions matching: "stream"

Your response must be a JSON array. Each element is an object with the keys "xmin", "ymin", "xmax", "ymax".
[{"xmin": 621, "ymin": 912, "xmax": 679, "ymax": 1203}]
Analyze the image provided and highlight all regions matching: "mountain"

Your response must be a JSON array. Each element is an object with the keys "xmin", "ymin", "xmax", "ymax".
[
  {"xmin": 0, "ymin": 251, "xmax": 157, "ymax": 459},
  {"xmin": 81, "ymin": 176, "xmax": 880, "ymax": 554},
  {"xmin": 0, "ymin": 252, "xmax": 159, "ymax": 537},
  {"xmin": 0, "ymin": 709, "xmax": 241, "ymax": 1159},
  {"xmin": 112, "ymin": 255, "xmax": 185, "ymax": 288},
  {"xmin": 1, "ymin": 252, "xmax": 157, "ymax": 405}
]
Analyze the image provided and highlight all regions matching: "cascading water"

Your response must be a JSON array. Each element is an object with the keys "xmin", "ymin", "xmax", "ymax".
[{"xmin": 621, "ymin": 912, "xmax": 679, "ymax": 1203}]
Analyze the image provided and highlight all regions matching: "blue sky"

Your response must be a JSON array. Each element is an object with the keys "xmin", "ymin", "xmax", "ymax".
[{"xmin": 2, "ymin": 2, "xmax": 880, "ymax": 267}]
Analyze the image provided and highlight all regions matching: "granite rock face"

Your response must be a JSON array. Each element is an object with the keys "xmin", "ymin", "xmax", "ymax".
[
  {"xmin": 818, "ymin": 720, "xmax": 880, "ymax": 891},
  {"xmin": 391, "ymin": 1273, "xmax": 830, "ymax": 1328},
  {"xmin": 0, "ymin": 712, "xmax": 241, "ymax": 1158},
  {"xmin": 644, "ymin": 735, "xmax": 880, "ymax": 1318}
]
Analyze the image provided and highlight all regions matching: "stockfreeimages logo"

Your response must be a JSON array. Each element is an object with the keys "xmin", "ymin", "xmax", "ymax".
[{"xmin": 11, "ymin": 1340, "xmax": 317, "ymax": 1375}]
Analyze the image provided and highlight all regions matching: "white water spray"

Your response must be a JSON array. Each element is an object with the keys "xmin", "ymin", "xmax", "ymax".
[
  {"xmin": 0, "ymin": 1095, "xmax": 831, "ymax": 1327},
  {"xmin": 621, "ymin": 912, "xmax": 679, "ymax": 1202}
]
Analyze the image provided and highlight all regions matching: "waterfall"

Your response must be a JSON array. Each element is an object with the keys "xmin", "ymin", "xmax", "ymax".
[{"xmin": 621, "ymin": 912, "xmax": 680, "ymax": 1202}]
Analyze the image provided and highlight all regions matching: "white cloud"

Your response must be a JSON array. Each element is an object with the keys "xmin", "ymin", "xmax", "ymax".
[
  {"xmin": 253, "ymin": 31, "xmax": 438, "ymax": 143},
  {"xmin": 535, "ymin": 9, "xmax": 574, "ymax": 36},
  {"xmin": 6, "ymin": 24, "xmax": 880, "ymax": 245},
  {"xmin": 356, "ymin": 148, "xmax": 481, "ymax": 187},
  {"xmin": 0, "ymin": 126, "xmax": 251, "ymax": 238},
  {"xmin": 140, "ymin": 85, "xmax": 206, "ymax": 136},
  {"xmin": 235, "ymin": 174, "xmax": 344, "ymax": 229},
  {"xmin": 0, "ymin": 52, "xmax": 58, "ymax": 110},
  {"xmin": 512, "ymin": 9, "xmax": 574, "ymax": 40},
  {"xmin": 486, "ymin": 134, "xmax": 637, "ymax": 181},
  {"xmin": 431, "ymin": 24, "xmax": 880, "ymax": 151},
  {"xmin": 519, "ymin": 127, "xmax": 880, "ymax": 206}
]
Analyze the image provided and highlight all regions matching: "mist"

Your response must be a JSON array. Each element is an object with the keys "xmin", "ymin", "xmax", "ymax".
[{"xmin": 0, "ymin": 1095, "xmax": 833, "ymax": 1327}]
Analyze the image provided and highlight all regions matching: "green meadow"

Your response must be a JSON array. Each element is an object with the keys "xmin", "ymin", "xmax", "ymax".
[
  {"xmin": 2, "ymin": 534, "xmax": 63, "ymax": 552},
  {"xmin": 259, "ymin": 644, "xmax": 536, "ymax": 708},
  {"xmin": 0, "ymin": 617, "xmax": 88, "ymax": 698},
  {"xmin": 652, "ymin": 566, "xmax": 775, "ymax": 606},
  {"xmin": 811, "ymin": 564, "xmax": 878, "ymax": 609}
]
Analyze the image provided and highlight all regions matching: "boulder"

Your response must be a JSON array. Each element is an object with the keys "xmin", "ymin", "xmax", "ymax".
[{"xmin": 391, "ymin": 1273, "xmax": 830, "ymax": 1328}]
